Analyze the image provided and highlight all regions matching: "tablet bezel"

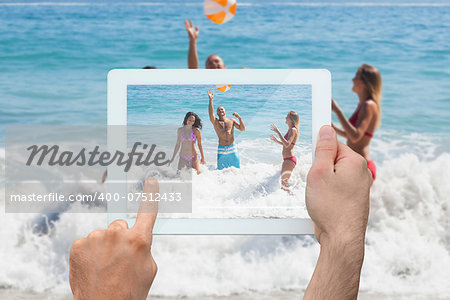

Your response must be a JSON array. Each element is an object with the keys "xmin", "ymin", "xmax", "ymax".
[{"xmin": 107, "ymin": 69, "xmax": 331, "ymax": 235}]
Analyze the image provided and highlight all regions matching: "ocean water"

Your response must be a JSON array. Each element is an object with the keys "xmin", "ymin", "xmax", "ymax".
[{"xmin": 0, "ymin": 0, "xmax": 450, "ymax": 298}]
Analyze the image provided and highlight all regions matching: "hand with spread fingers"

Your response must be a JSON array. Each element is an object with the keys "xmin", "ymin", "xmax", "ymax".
[{"xmin": 69, "ymin": 179, "xmax": 159, "ymax": 300}]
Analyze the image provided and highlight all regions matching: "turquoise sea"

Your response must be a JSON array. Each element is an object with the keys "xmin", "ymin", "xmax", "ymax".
[{"xmin": 0, "ymin": 1, "xmax": 449, "ymax": 298}]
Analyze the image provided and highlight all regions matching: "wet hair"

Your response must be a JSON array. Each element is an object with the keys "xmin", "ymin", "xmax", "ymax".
[
  {"xmin": 183, "ymin": 112, "xmax": 202, "ymax": 129},
  {"xmin": 357, "ymin": 64, "xmax": 382, "ymax": 128},
  {"xmin": 143, "ymin": 65, "xmax": 157, "ymax": 69}
]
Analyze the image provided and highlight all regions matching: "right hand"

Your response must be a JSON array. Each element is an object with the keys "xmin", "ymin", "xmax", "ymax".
[
  {"xmin": 269, "ymin": 134, "xmax": 278, "ymax": 142},
  {"xmin": 270, "ymin": 124, "xmax": 280, "ymax": 134},
  {"xmin": 207, "ymin": 90, "xmax": 214, "ymax": 101},
  {"xmin": 184, "ymin": 19, "xmax": 199, "ymax": 41},
  {"xmin": 306, "ymin": 125, "xmax": 371, "ymax": 245}
]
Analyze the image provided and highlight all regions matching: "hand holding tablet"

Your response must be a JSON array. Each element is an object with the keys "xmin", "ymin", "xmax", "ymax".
[
  {"xmin": 107, "ymin": 69, "xmax": 331, "ymax": 235},
  {"xmin": 306, "ymin": 125, "xmax": 372, "ymax": 245},
  {"xmin": 304, "ymin": 125, "xmax": 371, "ymax": 299},
  {"xmin": 70, "ymin": 126, "xmax": 371, "ymax": 299}
]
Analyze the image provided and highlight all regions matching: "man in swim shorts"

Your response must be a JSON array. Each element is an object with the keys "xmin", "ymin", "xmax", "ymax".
[
  {"xmin": 185, "ymin": 19, "xmax": 226, "ymax": 69},
  {"xmin": 207, "ymin": 90, "xmax": 245, "ymax": 170}
]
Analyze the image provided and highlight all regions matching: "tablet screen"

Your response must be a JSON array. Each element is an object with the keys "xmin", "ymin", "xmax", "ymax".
[{"xmin": 126, "ymin": 84, "xmax": 312, "ymax": 219}]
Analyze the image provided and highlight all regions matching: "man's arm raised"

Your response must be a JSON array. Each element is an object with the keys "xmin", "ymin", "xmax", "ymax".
[
  {"xmin": 185, "ymin": 19, "xmax": 199, "ymax": 69},
  {"xmin": 207, "ymin": 90, "xmax": 216, "ymax": 124}
]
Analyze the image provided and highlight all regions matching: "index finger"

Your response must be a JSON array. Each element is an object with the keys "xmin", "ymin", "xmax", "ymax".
[{"xmin": 132, "ymin": 178, "xmax": 159, "ymax": 245}]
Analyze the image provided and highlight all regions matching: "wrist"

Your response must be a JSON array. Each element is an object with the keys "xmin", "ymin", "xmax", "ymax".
[{"xmin": 319, "ymin": 231, "xmax": 365, "ymax": 262}]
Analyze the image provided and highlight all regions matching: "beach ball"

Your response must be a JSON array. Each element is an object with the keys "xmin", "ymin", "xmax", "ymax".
[
  {"xmin": 216, "ymin": 84, "xmax": 231, "ymax": 92},
  {"xmin": 204, "ymin": 0, "xmax": 237, "ymax": 24}
]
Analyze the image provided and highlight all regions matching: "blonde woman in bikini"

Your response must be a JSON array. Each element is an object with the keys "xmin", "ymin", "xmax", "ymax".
[
  {"xmin": 169, "ymin": 112, "xmax": 206, "ymax": 174},
  {"xmin": 332, "ymin": 64, "xmax": 382, "ymax": 182},
  {"xmin": 270, "ymin": 111, "xmax": 300, "ymax": 191}
]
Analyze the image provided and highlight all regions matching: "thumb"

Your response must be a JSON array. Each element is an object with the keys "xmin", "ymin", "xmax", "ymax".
[{"xmin": 312, "ymin": 125, "xmax": 338, "ymax": 176}]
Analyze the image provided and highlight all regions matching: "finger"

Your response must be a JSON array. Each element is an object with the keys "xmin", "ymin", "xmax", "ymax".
[
  {"xmin": 312, "ymin": 125, "xmax": 338, "ymax": 175},
  {"xmin": 195, "ymin": 26, "xmax": 199, "ymax": 32},
  {"xmin": 132, "ymin": 178, "xmax": 159, "ymax": 245},
  {"xmin": 189, "ymin": 20, "xmax": 193, "ymax": 27},
  {"xmin": 184, "ymin": 19, "xmax": 188, "ymax": 29},
  {"xmin": 108, "ymin": 219, "xmax": 129, "ymax": 231},
  {"xmin": 334, "ymin": 141, "xmax": 364, "ymax": 172}
]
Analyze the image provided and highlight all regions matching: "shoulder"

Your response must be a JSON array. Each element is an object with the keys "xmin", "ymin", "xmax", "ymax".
[
  {"xmin": 291, "ymin": 127, "xmax": 298, "ymax": 133},
  {"xmin": 193, "ymin": 127, "xmax": 201, "ymax": 134},
  {"xmin": 365, "ymin": 100, "xmax": 378, "ymax": 111},
  {"xmin": 177, "ymin": 127, "xmax": 183, "ymax": 132},
  {"xmin": 361, "ymin": 100, "xmax": 377, "ymax": 115}
]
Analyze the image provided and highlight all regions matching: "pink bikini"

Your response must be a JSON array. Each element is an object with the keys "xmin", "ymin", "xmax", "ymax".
[
  {"xmin": 283, "ymin": 130, "xmax": 297, "ymax": 165},
  {"xmin": 349, "ymin": 107, "xmax": 376, "ymax": 180},
  {"xmin": 180, "ymin": 128, "xmax": 199, "ymax": 162}
]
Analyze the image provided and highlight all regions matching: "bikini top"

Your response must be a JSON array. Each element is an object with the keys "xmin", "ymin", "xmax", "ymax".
[
  {"xmin": 349, "ymin": 106, "xmax": 374, "ymax": 138},
  {"xmin": 284, "ymin": 130, "xmax": 296, "ymax": 145},
  {"xmin": 181, "ymin": 128, "xmax": 196, "ymax": 142}
]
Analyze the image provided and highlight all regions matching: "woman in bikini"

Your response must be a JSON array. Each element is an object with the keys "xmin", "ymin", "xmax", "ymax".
[
  {"xmin": 169, "ymin": 112, "xmax": 206, "ymax": 174},
  {"xmin": 332, "ymin": 64, "xmax": 382, "ymax": 182},
  {"xmin": 270, "ymin": 111, "xmax": 299, "ymax": 191}
]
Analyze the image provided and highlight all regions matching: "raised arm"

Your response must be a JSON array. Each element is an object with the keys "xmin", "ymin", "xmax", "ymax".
[
  {"xmin": 184, "ymin": 19, "xmax": 199, "ymax": 69},
  {"xmin": 195, "ymin": 128, "xmax": 206, "ymax": 164},
  {"xmin": 332, "ymin": 99, "xmax": 376, "ymax": 143},
  {"xmin": 232, "ymin": 112, "xmax": 245, "ymax": 131},
  {"xmin": 207, "ymin": 90, "xmax": 216, "ymax": 124},
  {"xmin": 270, "ymin": 124, "xmax": 296, "ymax": 149}
]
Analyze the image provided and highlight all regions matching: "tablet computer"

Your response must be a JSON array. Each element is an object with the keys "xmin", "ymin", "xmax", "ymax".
[{"xmin": 107, "ymin": 69, "xmax": 331, "ymax": 235}]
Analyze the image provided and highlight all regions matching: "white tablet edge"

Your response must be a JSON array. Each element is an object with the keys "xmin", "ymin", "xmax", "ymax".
[{"xmin": 107, "ymin": 69, "xmax": 331, "ymax": 235}]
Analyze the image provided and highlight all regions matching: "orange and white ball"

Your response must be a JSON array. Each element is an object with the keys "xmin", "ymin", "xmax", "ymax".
[
  {"xmin": 216, "ymin": 84, "xmax": 231, "ymax": 92},
  {"xmin": 204, "ymin": 0, "xmax": 237, "ymax": 24}
]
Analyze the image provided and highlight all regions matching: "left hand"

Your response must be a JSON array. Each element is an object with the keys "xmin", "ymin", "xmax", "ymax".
[
  {"xmin": 270, "ymin": 134, "xmax": 278, "ymax": 142},
  {"xmin": 331, "ymin": 98, "xmax": 340, "ymax": 113},
  {"xmin": 232, "ymin": 112, "xmax": 241, "ymax": 119},
  {"xmin": 201, "ymin": 158, "xmax": 206, "ymax": 164},
  {"xmin": 270, "ymin": 124, "xmax": 280, "ymax": 134},
  {"xmin": 69, "ymin": 179, "xmax": 159, "ymax": 300}
]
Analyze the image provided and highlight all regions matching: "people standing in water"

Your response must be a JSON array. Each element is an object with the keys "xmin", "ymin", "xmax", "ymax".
[
  {"xmin": 207, "ymin": 90, "xmax": 245, "ymax": 170},
  {"xmin": 332, "ymin": 64, "xmax": 382, "ymax": 182},
  {"xmin": 270, "ymin": 111, "xmax": 300, "ymax": 191},
  {"xmin": 184, "ymin": 19, "xmax": 226, "ymax": 69},
  {"xmin": 169, "ymin": 112, "xmax": 206, "ymax": 174}
]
